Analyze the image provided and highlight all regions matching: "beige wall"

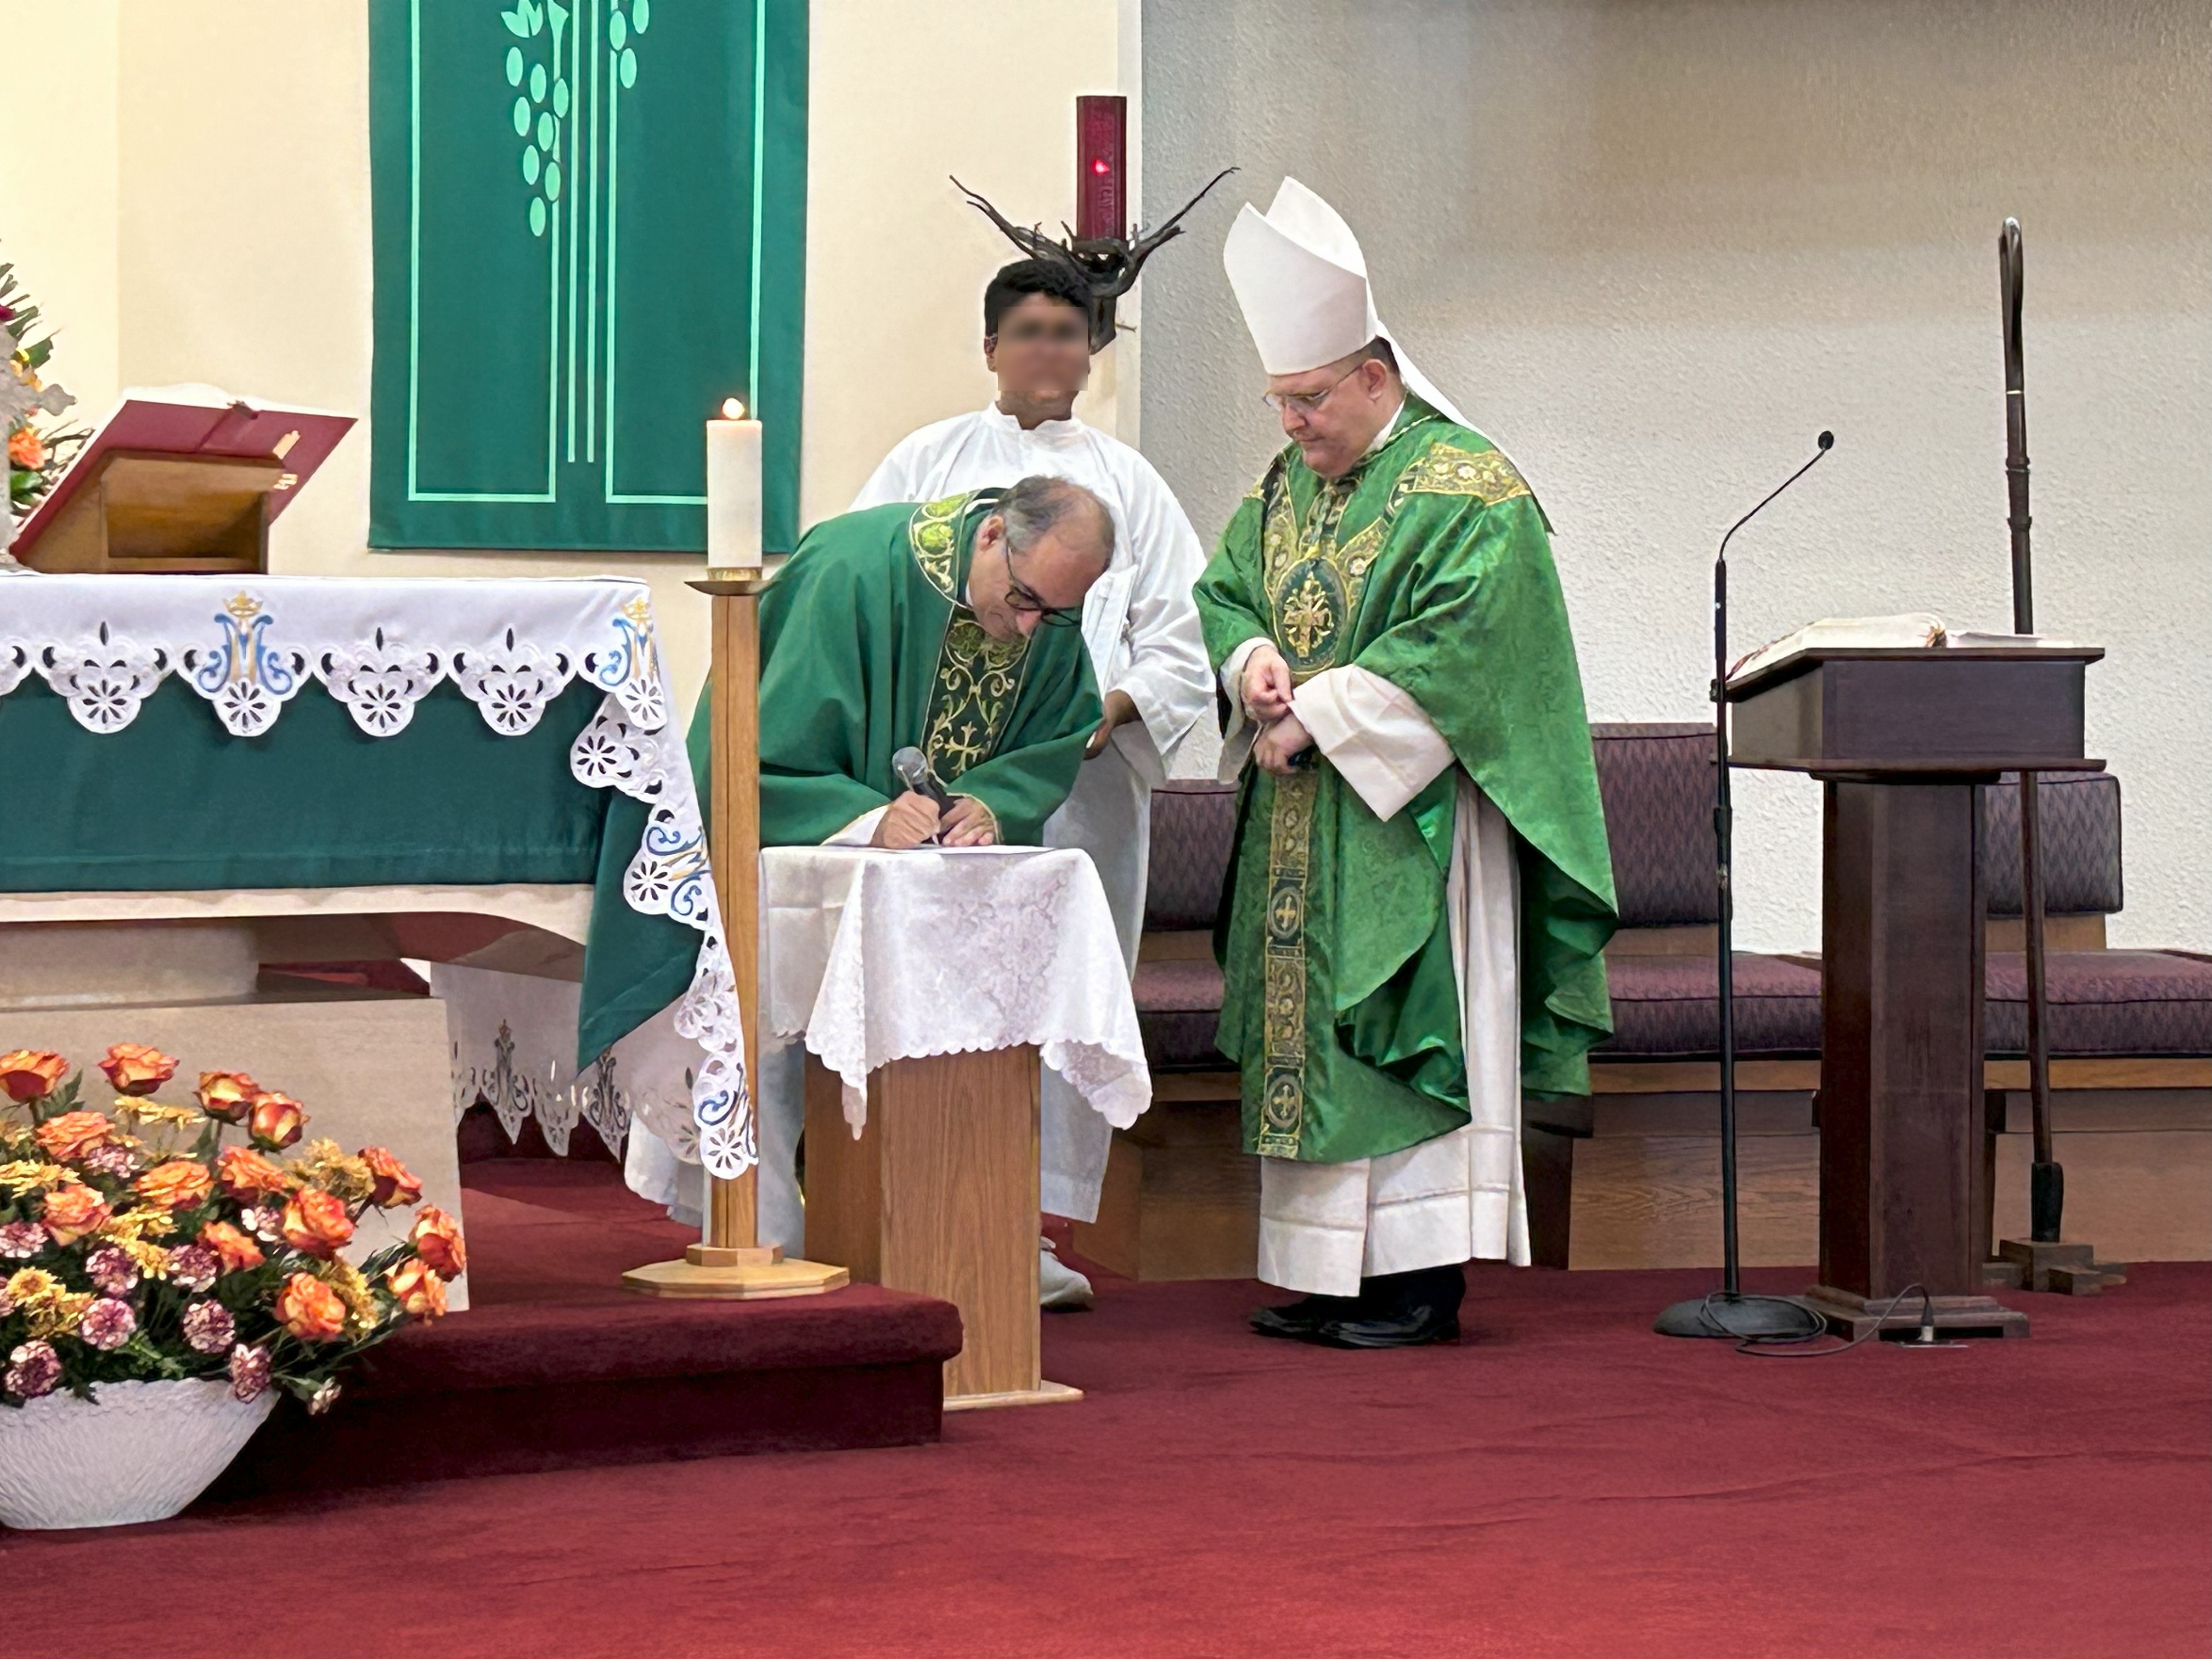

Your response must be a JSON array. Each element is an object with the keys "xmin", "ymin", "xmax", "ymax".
[
  {"xmin": 5, "ymin": 0, "xmax": 1127, "ymax": 711},
  {"xmin": 1143, "ymin": 0, "xmax": 2212, "ymax": 953}
]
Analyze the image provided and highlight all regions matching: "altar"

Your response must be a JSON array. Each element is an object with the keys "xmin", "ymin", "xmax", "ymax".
[{"xmin": 0, "ymin": 572, "xmax": 753, "ymax": 1296}]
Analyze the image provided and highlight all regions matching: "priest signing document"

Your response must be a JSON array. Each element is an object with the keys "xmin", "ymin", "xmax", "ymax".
[
  {"xmin": 854, "ymin": 258, "xmax": 1214, "ymax": 1308},
  {"xmin": 1197, "ymin": 179, "xmax": 1617, "ymax": 1349},
  {"xmin": 628, "ymin": 475, "xmax": 1115, "ymax": 1239}
]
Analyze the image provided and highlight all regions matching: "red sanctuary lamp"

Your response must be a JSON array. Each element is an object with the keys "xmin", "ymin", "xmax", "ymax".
[{"xmin": 1075, "ymin": 94, "xmax": 1126, "ymax": 241}]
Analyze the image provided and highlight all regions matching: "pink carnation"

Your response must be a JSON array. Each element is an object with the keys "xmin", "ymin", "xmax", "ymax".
[
  {"xmin": 228, "ymin": 1342, "xmax": 272, "ymax": 1403},
  {"xmin": 166, "ymin": 1244, "xmax": 220, "ymax": 1293},
  {"xmin": 77, "ymin": 1142, "xmax": 138, "ymax": 1180},
  {"xmin": 181, "ymin": 1299, "xmax": 235, "ymax": 1355},
  {"xmin": 86, "ymin": 1244, "xmax": 140, "ymax": 1296},
  {"xmin": 78, "ymin": 1296, "xmax": 137, "ymax": 1351},
  {"xmin": 5, "ymin": 1340, "xmax": 61, "ymax": 1399},
  {"xmin": 0, "ymin": 1220, "xmax": 47, "ymax": 1259}
]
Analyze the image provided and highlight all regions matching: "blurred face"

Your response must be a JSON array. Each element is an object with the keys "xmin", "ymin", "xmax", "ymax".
[
  {"xmin": 985, "ymin": 293, "xmax": 1092, "ymax": 402},
  {"xmin": 1265, "ymin": 353, "xmax": 1399, "ymax": 479},
  {"xmin": 968, "ymin": 511, "xmax": 1108, "ymax": 642}
]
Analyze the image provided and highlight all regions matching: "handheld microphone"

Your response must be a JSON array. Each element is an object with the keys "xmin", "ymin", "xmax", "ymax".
[{"xmin": 891, "ymin": 747, "xmax": 952, "ymax": 810}]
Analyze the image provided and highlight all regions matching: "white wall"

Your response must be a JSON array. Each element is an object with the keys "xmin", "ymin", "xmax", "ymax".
[
  {"xmin": 5, "ymin": 0, "xmax": 1127, "ymax": 711},
  {"xmin": 1141, "ymin": 0, "xmax": 2211, "ymax": 952}
]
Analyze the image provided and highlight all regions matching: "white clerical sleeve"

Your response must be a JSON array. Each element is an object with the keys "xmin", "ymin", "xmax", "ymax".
[
  {"xmin": 849, "ymin": 436, "xmax": 927, "ymax": 512},
  {"xmin": 1292, "ymin": 665, "xmax": 1455, "ymax": 821},
  {"xmin": 825, "ymin": 808, "xmax": 887, "ymax": 847},
  {"xmin": 1109, "ymin": 460, "xmax": 1215, "ymax": 772}
]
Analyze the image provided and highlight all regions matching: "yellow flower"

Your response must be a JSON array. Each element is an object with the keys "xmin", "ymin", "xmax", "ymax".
[
  {"xmin": 291, "ymin": 1139, "xmax": 374, "ymax": 1205},
  {"xmin": 95, "ymin": 1205, "xmax": 177, "ymax": 1244},
  {"xmin": 0, "ymin": 1160, "xmax": 70, "ymax": 1196},
  {"xmin": 4, "ymin": 1267, "xmax": 92, "ymax": 1339},
  {"xmin": 315, "ymin": 1256, "xmax": 382, "ymax": 1338},
  {"xmin": 115, "ymin": 1100, "xmax": 208, "ymax": 1134},
  {"xmin": 120, "ymin": 1238, "xmax": 172, "ymax": 1278}
]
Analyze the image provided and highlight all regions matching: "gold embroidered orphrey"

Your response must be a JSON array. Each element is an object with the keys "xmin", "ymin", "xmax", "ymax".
[
  {"xmin": 1259, "ymin": 768, "xmax": 1317, "ymax": 1156},
  {"xmin": 909, "ymin": 493, "xmax": 1032, "ymax": 783},
  {"xmin": 1248, "ymin": 433, "xmax": 1527, "ymax": 1158}
]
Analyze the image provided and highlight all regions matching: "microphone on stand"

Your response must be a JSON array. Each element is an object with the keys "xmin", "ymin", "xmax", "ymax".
[{"xmin": 1654, "ymin": 431, "xmax": 1836, "ymax": 1342}]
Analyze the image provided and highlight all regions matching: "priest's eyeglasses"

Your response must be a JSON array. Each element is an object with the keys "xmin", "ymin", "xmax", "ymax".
[
  {"xmin": 1005, "ymin": 558, "xmax": 1084, "ymax": 627},
  {"xmin": 1262, "ymin": 363, "xmax": 1362, "ymax": 416}
]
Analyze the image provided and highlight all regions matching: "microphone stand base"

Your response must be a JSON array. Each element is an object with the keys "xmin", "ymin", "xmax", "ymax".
[{"xmin": 1653, "ymin": 1291, "xmax": 1825, "ymax": 1340}]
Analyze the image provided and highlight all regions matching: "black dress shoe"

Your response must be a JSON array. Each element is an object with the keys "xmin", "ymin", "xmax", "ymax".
[
  {"xmin": 1314, "ymin": 1264, "xmax": 1468, "ymax": 1348},
  {"xmin": 1249, "ymin": 1293, "xmax": 1362, "ymax": 1339}
]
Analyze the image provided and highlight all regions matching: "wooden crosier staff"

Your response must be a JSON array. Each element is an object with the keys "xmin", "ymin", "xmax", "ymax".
[
  {"xmin": 1991, "ymin": 219, "xmax": 2118, "ymax": 1295},
  {"xmin": 623, "ymin": 405, "xmax": 845, "ymax": 1300}
]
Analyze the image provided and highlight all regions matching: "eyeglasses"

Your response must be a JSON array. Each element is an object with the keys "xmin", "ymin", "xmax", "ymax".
[
  {"xmin": 1261, "ymin": 362, "xmax": 1364, "ymax": 416},
  {"xmin": 1005, "ymin": 546, "xmax": 1084, "ymax": 627}
]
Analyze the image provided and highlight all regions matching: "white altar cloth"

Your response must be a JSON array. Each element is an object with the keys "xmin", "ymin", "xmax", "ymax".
[
  {"xmin": 628, "ymin": 846, "xmax": 1151, "ymax": 1220},
  {"xmin": 765, "ymin": 845, "xmax": 1152, "ymax": 1131}
]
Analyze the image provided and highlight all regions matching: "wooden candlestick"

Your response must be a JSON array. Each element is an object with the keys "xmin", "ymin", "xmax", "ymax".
[{"xmin": 623, "ymin": 572, "xmax": 847, "ymax": 1299}]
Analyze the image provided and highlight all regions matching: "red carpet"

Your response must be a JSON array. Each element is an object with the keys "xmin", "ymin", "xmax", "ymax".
[{"xmin": 7, "ymin": 1204, "xmax": 2205, "ymax": 1656}]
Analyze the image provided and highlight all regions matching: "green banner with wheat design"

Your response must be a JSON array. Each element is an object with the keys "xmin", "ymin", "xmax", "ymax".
[{"xmin": 369, "ymin": 0, "xmax": 806, "ymax": 553}]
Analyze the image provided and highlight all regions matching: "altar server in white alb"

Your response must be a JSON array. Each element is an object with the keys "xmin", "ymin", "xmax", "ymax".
[
  {"xmin": 1196, "ymin": 180, "xmax": 1616, "ymax": 1348},
  {"xmin": 854, "ymin": 258, "xmax": 1215, "ymax": 1307}
]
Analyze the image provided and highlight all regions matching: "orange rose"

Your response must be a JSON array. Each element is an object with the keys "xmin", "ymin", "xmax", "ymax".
[
  {"xmin": 199, "ymin": 1219, "xmax": 266, "ymax": 1274},
  {"xmin": 194, "ymin": 1070, "xmax": 259, "ymax": 1123},
  {"xmin": 33, "ymin": 1110, "xmax": 115, "ymax": 1163},
  {"xmin": 279, "ymin": 1189, "xmax": 354, "ymax": 1259},
  {"xmin": 41, "ymin": 1183, "xmax": 111, "ymax": 1246},
  {"xmin": 215, "ymin": 1145, "xmax": 292, "ymax": 1201},
  {"xmin": 9, "ymin": 425, "xmax": 47, "ymax": 471},
  {"xmin": 0, "ymin": 1050, "xmax": 70, "ymax": 1104},
  {"xmin": 246, "ymin": 1091, "xmax": 305, "ymax": 1150},
  {"xmin": 360, "ymin": 1147, "xmax": 422, "ymax": 1208},
  {"xmin": 386, "ymin": 1257, "xmax": 448, "ymax": 1321},
  {"xmin": 135, "ymin": 1159, "xmax": 215, "ymax": 1211},
  {"xmin": 98, "ymin": 1043, "xmax": 178, "ymax": 1097},
  {"xmin": 409, "ymin": 1205, "xmax": 466, "ymax": 1280},
  {"xmin": 275, "ymin": 1271, "xmax": 347, "ymax": 1342}
]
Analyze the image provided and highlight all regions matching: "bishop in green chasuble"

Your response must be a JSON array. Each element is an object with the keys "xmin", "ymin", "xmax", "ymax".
[
  {"xmin": 753, "ymin": 489, "xmax": 1104, "ymax": 848},
  {"xmin": 1201, "ymin": 177, "xmax": 1616, "ymax": 1335},
  {"xmin": 1199, "ymin": 402, "xmax": 1616, "ymax": 1163}
]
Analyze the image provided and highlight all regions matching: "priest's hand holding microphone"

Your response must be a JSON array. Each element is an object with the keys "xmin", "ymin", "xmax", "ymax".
[
  {"xmin": 1242, "ymin": 641, "xmax": 1315, "ymax": 776},
  {"xmin": 872, "ymin": 748, "xmax": 999, "ymax": 849}
]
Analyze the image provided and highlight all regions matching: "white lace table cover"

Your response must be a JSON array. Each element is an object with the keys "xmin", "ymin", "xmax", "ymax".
[
  {"xmin": 0, "ymin": 571, "xmax": 752, "ymax": 1178},
  {"xmin": 760, "ymin": 846, "xmax": 1152, "ymax": 1133}
]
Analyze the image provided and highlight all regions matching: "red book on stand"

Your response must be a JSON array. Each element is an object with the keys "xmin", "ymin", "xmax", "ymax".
[{"xmin": 13, "ymin": 384, "xmax": 355, "ymax": 571}]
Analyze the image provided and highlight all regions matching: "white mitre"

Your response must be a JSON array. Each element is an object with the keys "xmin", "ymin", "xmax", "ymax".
[{"xmin": 1222, "ymin": 177, "xmax": 1469, "ymax": 427}]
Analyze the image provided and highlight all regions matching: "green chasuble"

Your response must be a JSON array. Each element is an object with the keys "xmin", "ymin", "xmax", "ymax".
[
  {"xmin": 744, "ymin": 490, "xmax": 1102, "ymax": 848},
  {"xmin": 1194, "ymin": 400, "xmax": 1617, "ymax": 1164}
]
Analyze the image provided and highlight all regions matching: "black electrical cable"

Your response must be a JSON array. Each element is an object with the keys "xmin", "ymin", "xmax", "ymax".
[{"xmin": 1733, "ymin": 1283, "xmax": 1940, "ymax": 1357}]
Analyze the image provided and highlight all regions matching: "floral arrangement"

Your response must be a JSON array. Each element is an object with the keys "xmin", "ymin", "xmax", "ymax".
[
  {"xmin": 0, "ymin": 1045, "xmax": 464, "ymax": 1416},
  {"xmin": 1, "ymin": 250, "xmax": 89, "ymax": 527}
]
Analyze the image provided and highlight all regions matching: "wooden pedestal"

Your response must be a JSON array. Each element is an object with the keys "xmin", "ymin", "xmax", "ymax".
[
  {"xmin": 1802, "ymin": 780, "xmax": 2024, "ymax": 1335},
  {"xmin": 803, "ymin": 1048, "xmax": 1078, "ymax": 1409}
]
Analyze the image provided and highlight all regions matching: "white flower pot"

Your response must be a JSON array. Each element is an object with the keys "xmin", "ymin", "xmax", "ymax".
[{"xmin": 0, "ymin": 1379, "xmax": 275, "ymax": 1530}]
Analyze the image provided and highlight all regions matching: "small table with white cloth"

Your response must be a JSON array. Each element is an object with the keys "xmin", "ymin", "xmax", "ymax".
[{"xmin": 723, "ymin": 844, "xmax": 1149, "ymax": 1405}]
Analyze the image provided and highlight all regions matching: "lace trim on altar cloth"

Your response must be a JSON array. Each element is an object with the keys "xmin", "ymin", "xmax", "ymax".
[{"xmin": 1, "ymin": 574, "xmax": 753, "ymax": 1178}]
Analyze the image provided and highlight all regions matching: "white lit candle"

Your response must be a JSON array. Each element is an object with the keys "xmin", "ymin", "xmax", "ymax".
[{"xmin": 706, "ymin": 396, "xmax": 763, "ymax": 568}]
